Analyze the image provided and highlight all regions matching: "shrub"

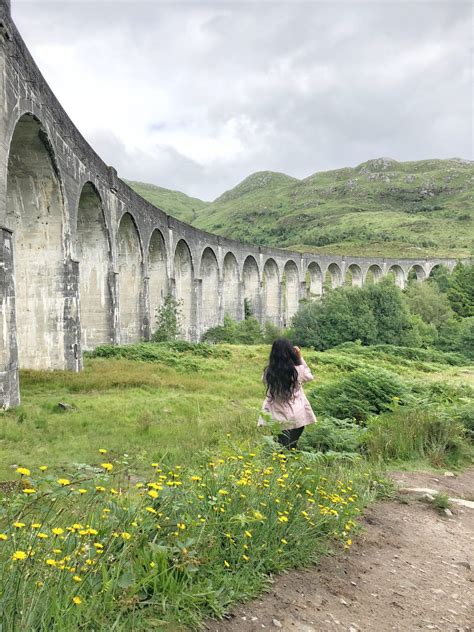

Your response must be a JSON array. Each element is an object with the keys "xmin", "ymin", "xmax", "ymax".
[
  {"xmin": 365, "ymin": 407, "xmax": 468, "ymax": 466},
  {"xmin": 310, "ymin": 367, "xmax": 410, "ymax": 422},
  {"xmin": 151, "ymin": 294, "xmax": 182, "ymax": 342},
  {"xmin": 202, "ymin": 316, "xmax": 264, "ymax": 345},
  {"xmin": 299, "ymin": 417, "xmax": 364, "ymax": 453}
]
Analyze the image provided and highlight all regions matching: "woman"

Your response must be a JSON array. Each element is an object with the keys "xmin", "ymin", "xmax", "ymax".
[{"xmin": 258, "ymin": 339, "xmax": 316, "ymax": 449}]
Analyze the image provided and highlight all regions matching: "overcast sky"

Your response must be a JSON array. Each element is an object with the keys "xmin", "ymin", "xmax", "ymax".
[{"xmin": 12, "ymin": 1, "xmax": 473, "ymax": 200}]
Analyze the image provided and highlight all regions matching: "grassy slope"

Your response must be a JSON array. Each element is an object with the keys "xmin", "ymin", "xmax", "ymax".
[
  {"xmin": 128, "ymin": 158, "xmax": 474, "ymax": 258},
  {"xmin": 0, "ymin": 344, "xmax": 471, "ymax": 480},
  {"xmin": 125, "ymin": 180, "xmax": 208, "ymax": 224}
]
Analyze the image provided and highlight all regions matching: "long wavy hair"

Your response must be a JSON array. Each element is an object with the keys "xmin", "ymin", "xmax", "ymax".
[{"xmin": 264, "ymin": 338, "xmax": 301, "ymax": 402}]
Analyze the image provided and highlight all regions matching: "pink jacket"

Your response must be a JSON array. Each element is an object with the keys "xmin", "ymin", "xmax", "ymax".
[{"xmin": 258, "ymin": 359, "xmax": 317, "ymax": 430}]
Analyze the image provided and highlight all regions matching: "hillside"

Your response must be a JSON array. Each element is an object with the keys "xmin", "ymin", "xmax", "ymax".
[
  {"xmin": 125, "ymin": 180, "xmax": 208, "ymax": 224},
  {"xmin": 128, "ymin": 158, "xmax": 474, "ymax": 258}
]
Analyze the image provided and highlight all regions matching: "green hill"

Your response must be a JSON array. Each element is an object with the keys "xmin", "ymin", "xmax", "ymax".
[
  {"xmin": 128, "ymin": 158, "xmax": 474, "ymax": 258},
  {"xmin": 125, "ymin": 180, "xmax": 208, "ymax": 224}
]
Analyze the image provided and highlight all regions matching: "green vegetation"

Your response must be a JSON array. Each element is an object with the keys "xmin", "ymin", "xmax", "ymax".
[
  {"xmin": 125, "ymin": 180, "xmax": 208, "ymax": 224},
  {"xmin": 0, "ymin": 340, "xmax": 472, "ymax": 629},
  {"xmin": 290, "ymin": 266, "xmax": 474, "ymax": 360},
  {"xmin": 151, "ymin": 293, "xmax": 183, "ymax": 342},
  {"xmin": 129, "ymin": 158, "xmax": 474, "ymax": 258}
]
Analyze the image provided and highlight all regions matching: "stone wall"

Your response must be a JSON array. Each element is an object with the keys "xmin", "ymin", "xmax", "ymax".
[{"xmin": 0, "ymin": 3, "xmax": 461, "ymax": 406}]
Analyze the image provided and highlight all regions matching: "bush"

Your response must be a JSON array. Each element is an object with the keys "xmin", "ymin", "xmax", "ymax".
[
  {"xmin": 152, "ymin": 294, "xmax": 182, "ymax": 342},
  {"xmin": 202, "ymin": 316, "xmax": 264, "ymax": 345},
  {"xmin": 435, "ymin": 317, "xmax": 474, "ymax": 360},
  {"xmin": 365, "ymin": 407, "xmax": 468, "ymax": 466},
  {"xmin": 334, "ymin": 342, "xmax": 468, "ymax": 366},
  {"xmin": 291, "ymin": 278, "xmax": 415, "ymax": 350},
  {"xmin": 299, "ymin": 417, "xmax": 364, "ymax": 453},
  {"xmin": 310, "ymin": 367, "xmax": 410, "ymax": 422}
]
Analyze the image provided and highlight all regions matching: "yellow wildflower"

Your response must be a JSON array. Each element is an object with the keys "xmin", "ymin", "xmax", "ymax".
[
  {"xmin": 57, "ymin": 479, "xmax": 70, "ymax": 486},
  {"xmin": 0, "ymin": 534, "xmax": 8, "ymax": 541},
  {"xmin": 73, "ymin": 596, "xmax": 82, "ymax": 605},
  {"xmin": 146, "ymin": 506, "xmax": 157, "ymax": 514},
  {"xmin": 13, "ymin": 522, "xmax": 25, "ymax": 529},
  {"xmin": 46, "ymin": 558, "xmax": 57, "ymax": 566},
  {"xmin": 78, "ymin": 489, "xmax": 88, "ymax": 494},
  {"xmin": 177, "ymin": 523, "xmax": 186, "ymax": 530},
  {"xmin": 120, "ymin": 532, "xmax": 131, "ymax": 540},
  {"xmin": 244, "ymin": 530, "xmax": 252, "ymax": 538},
  {"xmin": 148, "ymin": 490, "xmax": 159, "ymax": 499},
  {"xmin": 39, "ymin": 465, "xmax": 48, "ymax": 471},
  {"xmin": 224, "ymin": 560, "xmax": 230, "ymax": 568},
  {"xmin": 278, "ymin": 516, "xmax": 288, "ymax": 523},
  {"xmin": 101, "ymin": 463, "xmax": 113, "ymax": 472},
  {"xmin": 98, "ymin": 448, "xmax": 107, "ymax": 454},
  {"xmin": 12, "ymin": 550, "xmax": 27, "ymax": 561},
  {"xmin": 52, "ymin": 528, "xmax": 64, "ymax": 536},
  {"xmin": 38, "ymin": 533, "xmax": 48, "ymax": 539},
  {"xmin": 242, "ymin": 554, "xmax": 249, "ymax": 561},
  {"xmin": 95, "ymin": 486, "xmax": 106, "ymax": 492},
  {"xmin": 16, "ymin": 467, "xmax": 30, "ymax": 476},
  {"xmin": 73, "ymin": 575, "xmax": 81, "ymax": 582}
]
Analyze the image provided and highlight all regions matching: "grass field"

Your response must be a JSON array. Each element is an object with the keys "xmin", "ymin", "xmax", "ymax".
[{"xmin": 0, "ymin": 343, "xmax": 472, "ymax": 629}]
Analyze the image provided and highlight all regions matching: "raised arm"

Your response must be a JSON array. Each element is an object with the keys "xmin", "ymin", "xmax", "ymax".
[{"xmin": 297, "ymin": 358, "xmax": 314, "ymax": 383}]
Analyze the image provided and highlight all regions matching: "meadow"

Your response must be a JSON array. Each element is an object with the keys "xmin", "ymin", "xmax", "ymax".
[{"xmin": 0, "ymin": 342, "xmax": 472, "ymax": 629}]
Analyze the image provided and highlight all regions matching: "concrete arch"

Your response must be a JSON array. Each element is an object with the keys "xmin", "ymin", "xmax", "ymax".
[
  {"xmin": 174, "ymin": 239, "xmax": 194, "ymax": 339},
  {"xmin": 283, "ymin": 260, "xmax": 299, "ymax": 325},
  {"xmin": 306, "ymin": 262, "xmax": 323, "ymax": 298},
  {"xmin": 345, "ymin": 264, "xmax": 363, "ymax": 287},
  {"xmin": 200, "ymin": 247, "xmax": 220, "ymax": 334},
  {"xmin": 222, "ymin": 252, "xmax": 241, "ymax": 321},
  {"xmin": 407, "ymin": 264, "xmax": 427, "ymax": 283},
  {"xmin": 6, "ymin": 113, "xmax": 67, "ymax": 369},
  {"xmin": 242, "ymin": 255, "xmax": 260, "ymax": 318},
  {"xmin": 387, "ymin": 265, "xmax": 406, "ymax": 289},
  {"xmin": 76, "ymin": 182, "xmax": 114, "ymax": 350},
  {"xmin": 365, "ymin": 264, "xmax": 383, "ymax": 285},
  {"xmin": 263, "ymin": 258, "xmax": 280, "ymax": 326},
  {"xmin": 117, "ymin": 213, "xmax": 144, "ymax": 343},
  {"xmin": 324, "ymin": 262, "xmax": 343, "ymax": 289},
  {"xmin": 148, "ymin": 229, "xmax": 168, "ymax": 334}
]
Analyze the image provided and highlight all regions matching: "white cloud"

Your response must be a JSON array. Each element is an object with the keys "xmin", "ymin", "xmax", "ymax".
[{"xmin": 12, "ymin": 1, "xmax": 473, "ymax": 200}]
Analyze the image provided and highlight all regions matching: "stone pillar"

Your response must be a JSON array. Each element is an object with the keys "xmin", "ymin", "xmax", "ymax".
[
  {"xmin": 191, "ymin": 278, "xmax": 201, "ymax": 342},
  {"xmin": 143, "ymin": 275, "xmax": 151, "ymax": 341},
  {"xmin": 0, "ymin": 226, "xmax": 19, "ymax": 407},
  {"xmin": 109, "ymin": 269, "xmax": 120, "ymax": 344},
  {"xmin": 63, "ymin": 257, "xmax": 82, "ymax": 371}
]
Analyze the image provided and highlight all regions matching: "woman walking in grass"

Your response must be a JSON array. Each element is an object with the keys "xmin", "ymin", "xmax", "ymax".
[{"xmin": 259, "ymin": 339, "xmax": 316, "ymax": 449}]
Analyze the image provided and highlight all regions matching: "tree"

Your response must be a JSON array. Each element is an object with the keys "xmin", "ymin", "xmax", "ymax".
[
  {"xmin": 405, "ymin": 281, "xmax": 453, "ymax": 327},
  {"xmin": 447, "ymin": 263, "xmax": 474, "ymax": 318},
  {"xmin": 151, "ymin": 294, "xmax": 182, "ymax": 342},
  {"xmin": 365, "ymin": 277, "xmax": 414, "ymax": 346}
]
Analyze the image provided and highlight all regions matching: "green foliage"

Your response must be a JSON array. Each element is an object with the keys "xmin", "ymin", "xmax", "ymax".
[
  {"xmin": 299, "ymin": 417, "xmax": 364, "ymax": 453},
  {"xmin": 365, "ymin": 407, "xmax": 467, "ymax": 466},
  {"xmin": 244, "ymin": 298, "xmax": 254, "ymax": 319},
  {"xmin": 432, "ymin": 492, "xmax": 450, "ymax": 511},
  {"xmin": 335, "ymin": 342, "xmax": 468, "ymax": 366},
  {"xmin": 292, "ymin": 278, "xmax": 414, "ymax": 350},
  {"xmin": 151, "ymin": 294, "xmax": 182, "ymax": 342},
  {"xmin": 447, "ymin": 263, "xmax": 474, "ymax": 317},
  {"xmin": 130, "ymin": 160, "xmax": 474, "ymax": 259},
  {"xmin": 435, "ymin": 317, "xmax": 474, "ymax": 359},
  {"xmin": 0, "ymin": 446, "xmax": 374, "ymax": 629},
  {"xmin": 405, "ymin": 281, "xmax": 453, "ymax": 327},
  {"xmin": 202, "ymin": 315, "xmax": 264, "ymax": 345},
  {"xmin": 311, "ymin": 367, "xmax": 410, "ymax": 422}
]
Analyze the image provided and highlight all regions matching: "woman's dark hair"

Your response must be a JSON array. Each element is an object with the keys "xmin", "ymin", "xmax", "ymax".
[{"xmin": 264, "ymin": 338, "xmax": 301, "ymax": 402}]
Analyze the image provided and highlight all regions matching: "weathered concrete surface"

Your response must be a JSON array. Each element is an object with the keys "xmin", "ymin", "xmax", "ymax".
[{"xmin": 0, "ymin": 3, "xmax": 462, "ymax": 405}]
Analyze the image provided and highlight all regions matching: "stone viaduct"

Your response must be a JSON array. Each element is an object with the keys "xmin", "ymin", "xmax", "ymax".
[{"xmin": 0, "ymin": 1, "xmax": 459, "ymax": 406}]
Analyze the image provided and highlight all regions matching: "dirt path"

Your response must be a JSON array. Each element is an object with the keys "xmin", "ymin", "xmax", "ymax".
[{"xmin": 204, "ymin": 469, "xmax": 474, "ymax": 632}]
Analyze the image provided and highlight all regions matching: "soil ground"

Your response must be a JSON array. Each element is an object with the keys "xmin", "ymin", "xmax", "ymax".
[{"xmin": 204, "ymin": 468, "xmax": 474, "ymax": 632}]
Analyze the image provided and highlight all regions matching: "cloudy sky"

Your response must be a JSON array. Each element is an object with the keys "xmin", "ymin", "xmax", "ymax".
[{"xmin": 12, "ymin": 1, "xmax": 473, "ymax": 200}]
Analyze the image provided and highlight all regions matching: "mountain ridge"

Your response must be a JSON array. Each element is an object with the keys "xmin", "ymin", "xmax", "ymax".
[{"xmin": 128, "ymin": 157, "xmax": 474, "ymax": 259}]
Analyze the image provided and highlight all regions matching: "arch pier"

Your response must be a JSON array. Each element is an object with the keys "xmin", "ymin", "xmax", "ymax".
[{"xmin": 0, "ymin": 5, "xmax": 459, "ymax": 406}]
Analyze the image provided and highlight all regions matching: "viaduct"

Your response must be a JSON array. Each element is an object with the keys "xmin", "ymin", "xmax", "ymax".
[{"xmin": 0, "ymin": 1, "xmax": 458, "ymax": 407}]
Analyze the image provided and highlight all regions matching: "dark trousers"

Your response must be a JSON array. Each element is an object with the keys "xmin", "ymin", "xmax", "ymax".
[{"xmin": 277, "ymin": 426, "xmax": 304, "ymax": 450}]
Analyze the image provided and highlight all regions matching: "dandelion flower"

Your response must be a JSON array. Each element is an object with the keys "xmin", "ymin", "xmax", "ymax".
[
  {"xmin": 73, "ymin": 575, "xmax": 81, "ymax": 582},
  {"xmin": 16, "ymin": 467, "xmax": 30, "ymax": 477},
  {"xmin": 46, "ymin": 558, "xmax": 57, "ymax": 566},
  {"xmin": 57, "ymin": 479, "xmax": 70, "ymax": 486},
  {"xmin": 101, "ymin": 463, "xmax": 113, "ymax": 472},
  {"xmin": 224, "ymin": 560, "xmax": 230, "ymax": 568},
  {"xmin": 78, "ymin": 489, "xmax": 88, "ymax": 494},
  {"xmin": 177, "ymin": 523, "xmax": 186, "ymax": 530},
  {"xmin": 12, "ymin": 550, "xmax": 27, "ymax": 561},
  {"xmin": 38, "ymin": 533, "xmax": 48, "ymax": 539},
  {"xmin": 278, "ymin": 516, "xmax": 288, "ymax": 523},
  {"xmin": 22, "ymin": 488, "xmax": 36, "ymax": 495},
  {"xmin": 120, "ymin": 532, "xmax": 131, "ymax": 540},
  {"xmin": 95, "ymin": 486, "xmax": 106, "ymax": 492},
  {"xmin": 52, "ymin": 528, "xmax": 64, "ymax": 536},
  {"xmin": 148, "ymin": 490, "xmax": 159, "ymax": 499},
  {"xmin": 39, "ymin": 465, "xmax": 48, "ymax": 471},
  {"xmin": 244, "ymin": 530, "xmax": 252, "ymax": 538},
  {"xmin": 0, "ymin": 534, "xmax": 8, "ymax": 541},
  {"xmin": 73, "ymin": 596, "xmax": 82, "ymax": 605},
  {"xmin": 13, "ymin": 522, "xmax": 25, "ymax": 529},
  {"xmin": 98, "ymin": 448, "xmax": 107, "ymax": 454},
  {"xmin": 31, "ymin": 523, "xmax": 41, "ymax": 529}
]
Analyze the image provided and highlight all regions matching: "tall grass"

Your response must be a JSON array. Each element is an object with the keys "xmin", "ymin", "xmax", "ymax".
[{"xmin": 0, "ymin": 445, "xmax": 380, "ymax": 630}]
